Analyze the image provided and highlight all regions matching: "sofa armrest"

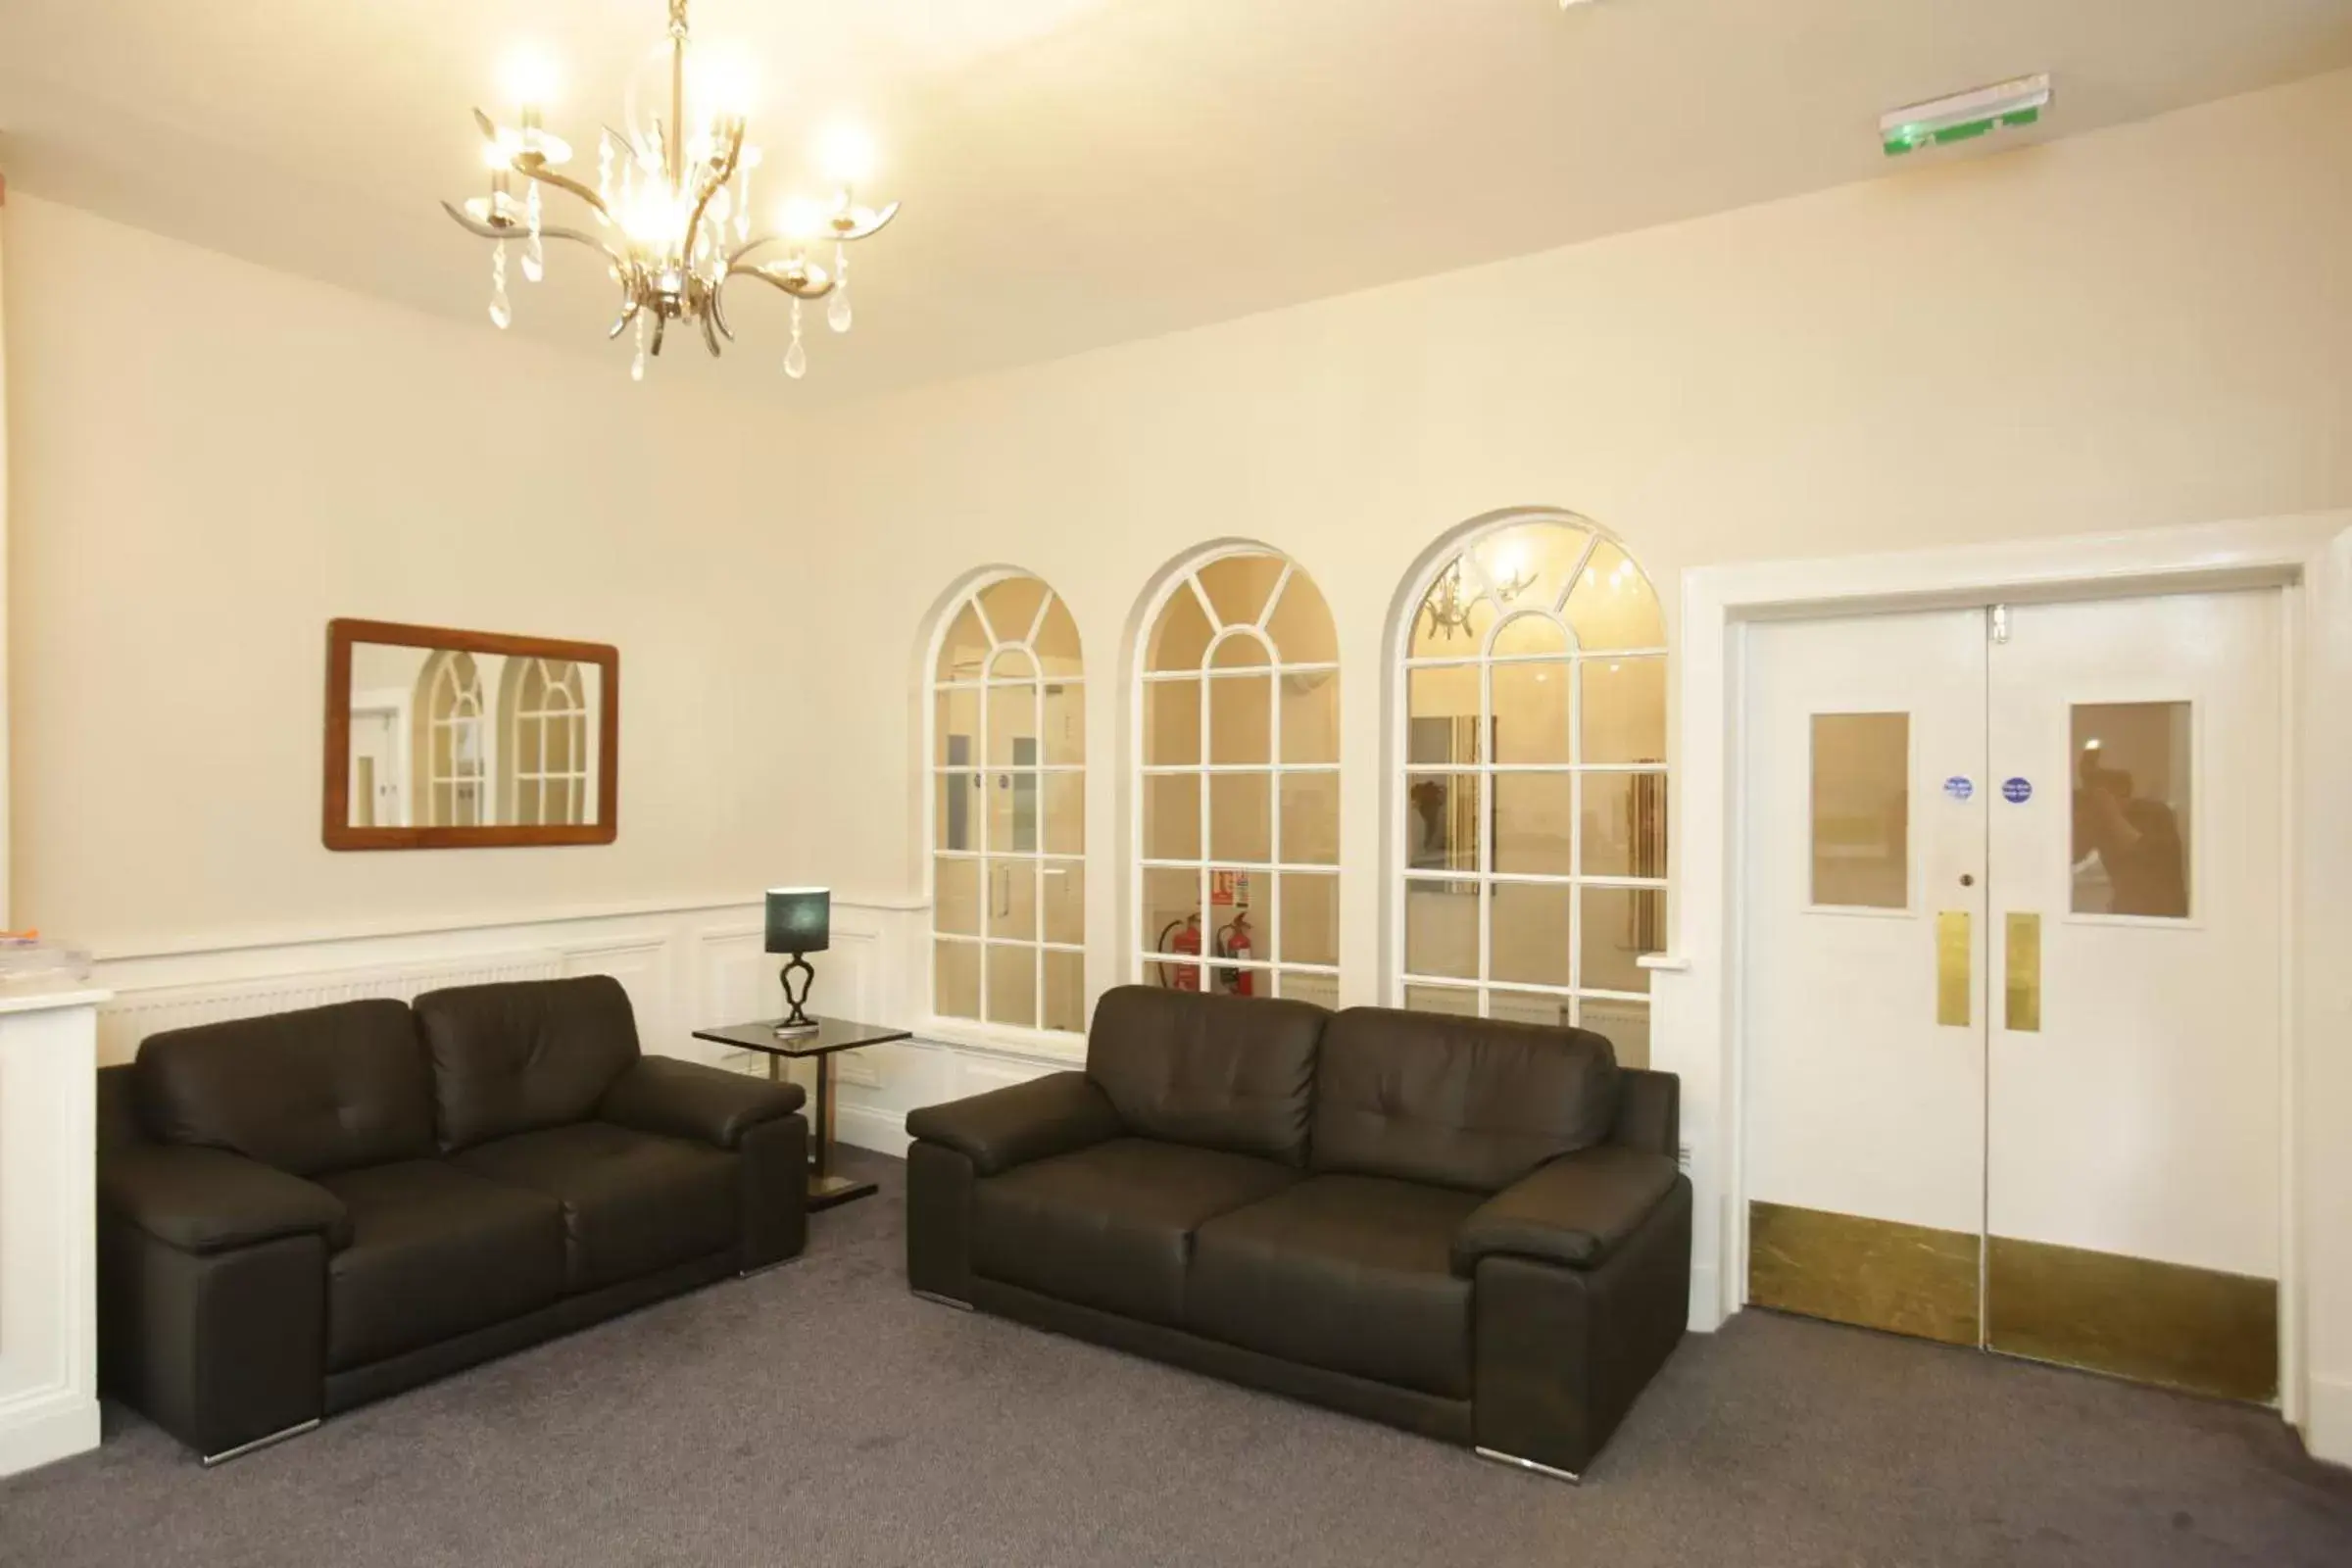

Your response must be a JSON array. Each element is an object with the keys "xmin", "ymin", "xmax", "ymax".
[
  {"xmin": 601, "ymin": 1055, "xmax": 807, "ymax": 1151},
  {"xmin": 99, "ymin": 1144, "xmax": 350, "ymax": 1255},
  {"xmin": 1453, "ymin": 1144, "xmax": 1681, "ymax": 1276},
  {"xmin": 905, "ymin": 1071, "xmax": 1122, "ymax": 1177}
]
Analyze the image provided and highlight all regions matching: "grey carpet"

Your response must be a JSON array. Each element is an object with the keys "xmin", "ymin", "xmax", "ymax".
[{"xmin": 5, "ymin": 1150, "xmax": 2348, "ymax": 1568}]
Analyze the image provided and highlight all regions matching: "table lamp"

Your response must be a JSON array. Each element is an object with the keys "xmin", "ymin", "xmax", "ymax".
[{"xmin": 765, "ymin": 887, "xmax": 831, "ymax": 1036}]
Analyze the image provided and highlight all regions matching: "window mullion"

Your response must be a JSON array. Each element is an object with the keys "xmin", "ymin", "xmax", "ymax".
[
  {"xmin": 977, "ymin": 668, "xmax": 992, "ymax": 1020},
  {"xmin": 1268, "ymin": 632, "xmax": 1284, "ymax": 984},
  {"xmin": 1478, "ymin": 654, "xmax": 1494, "ymax": 1019},
  {"xmin": 1568, "ymin": 644, "xmax": 1585, "ymax": 1029},
  {"xmin": 1034, "ymin": 675, "xmax": 1047, "ymax": 1028}
]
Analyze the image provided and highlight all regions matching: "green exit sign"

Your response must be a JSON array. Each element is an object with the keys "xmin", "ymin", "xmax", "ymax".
[{"xmin": 1881, "ymin": 74, "xmax": 2051, "ymax": 159}]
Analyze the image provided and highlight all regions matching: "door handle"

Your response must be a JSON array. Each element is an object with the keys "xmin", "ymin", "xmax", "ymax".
[
  {"xmin": 1936, "ymin": 911, "xmax": 1971, "ymax": 1027},
  {"xmin": 2005, "ymin": 912, "xmax": 2041, "ymax": 1032}
]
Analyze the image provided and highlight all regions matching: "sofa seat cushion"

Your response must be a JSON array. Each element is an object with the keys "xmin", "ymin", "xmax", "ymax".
[
  {"xmin": 971, "ymin": 1137, "xmax": 1298, "ymax": 1327},
  {"xmin": 1188, "ymin": 1174, "xmax": 1484, "ymax": 1399},
  {"xmin": 452, "ymin": 1122, "xmax": 738, "ymax": 1291},
  {"xmin": 316, "ymin": 1160, "xmax": 565, "ymax": 1371}
]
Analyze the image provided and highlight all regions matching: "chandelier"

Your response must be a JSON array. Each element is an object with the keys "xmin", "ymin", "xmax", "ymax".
[
  {"xmin": 1421, "ymin": 553, "xmax": 1537, "ymax": 643},
  {"xmin": 444, "ymin": 0, "xmax": 899, "ymax": 382}
]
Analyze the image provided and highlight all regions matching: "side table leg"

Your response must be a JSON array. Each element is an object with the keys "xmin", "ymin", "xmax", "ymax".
[
  {"xmin": 812, "ymin": 1054, "xmax": 833, "ymax": 1180},
  {"xmin": 805, "ymin": 1051, "xmax": 877, "ymax": 1211}
]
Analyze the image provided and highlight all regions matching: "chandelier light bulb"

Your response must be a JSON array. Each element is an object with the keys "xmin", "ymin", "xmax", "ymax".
[
  {"xmin": 695, "ymin": 47, "xmax": 758, "ymax": 119},
  {"xmin": 778, "ymin": 195, "xmax": 828, "ymax": 244},
  {"xmin": 815, "ymin": 123, "xmax": 877, "ymax": 187},
  {"xmin": 502, "ymin": 49, "xmax": 560, "ymax": 111}
]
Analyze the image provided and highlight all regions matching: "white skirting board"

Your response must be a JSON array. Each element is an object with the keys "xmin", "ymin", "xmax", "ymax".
[{"xmin": 2306, "ymin": 1377, "xmax": 2352, "ymax": 1470}]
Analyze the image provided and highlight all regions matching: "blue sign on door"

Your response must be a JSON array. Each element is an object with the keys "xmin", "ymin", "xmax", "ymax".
[
  {"xmin": 1943, "ymin": 776, "xmax": 1974, "ymax": 802},
  {"xmin": 2001, "ymin": 776, "xmax": 2034, "ymax": 805}
]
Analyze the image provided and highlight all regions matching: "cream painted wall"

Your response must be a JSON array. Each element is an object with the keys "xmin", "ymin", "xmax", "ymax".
[
  {"xmin": 5, "ymin": 66, "xmax": 2351, "ymax": 1452},
  {"xmin": 779, "ymin": 71, "xmax": 2352, "ymax": 958},
  {"xmin": 2, "ymin": 193, "xmax": 829, "ymax": 954}
]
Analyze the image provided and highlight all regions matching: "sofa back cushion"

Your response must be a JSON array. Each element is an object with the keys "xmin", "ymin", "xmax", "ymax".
[
  {"xmin": 134, "ymin": 999, "xmax": 434, "ymax": 1176},
  {"xmin": 1310, "ymin": 1007, "xmax": 1621, "ymax": 1192},
  {"xmin": 1085, "ymin": 987, "xmax": 1327, "ymax": 1165},
  {"xmin": 414, "ymin": 976, "xmax": 641, "ymax": 1152}
]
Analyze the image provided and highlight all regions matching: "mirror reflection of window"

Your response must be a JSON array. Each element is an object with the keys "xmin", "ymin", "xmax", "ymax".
[
  {"xmin": 2071, "ymin": 702, "xmax": 2191, "ymax": 919},
  {"xmin": 505, "ymin": 658, "xmax": 590, "ymax": 826},
  {"xmin": 423, "ymin": 651, "xmax": 486, "ymax": 827},
  {"xmin": 342, "ymin": 639, "xmax": 606, "ymax": 832}
]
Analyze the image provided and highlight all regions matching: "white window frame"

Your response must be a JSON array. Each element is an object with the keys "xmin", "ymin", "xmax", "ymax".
[
  {"xmin": 1130, "ymin": 546, "xmax": 1343, "ymax": 1003},
  {"xmin": 422, "ymin": 651, "xmax": 489, "ymax": 827},
  {"xmin": 1390, "ymin": 513, "xmax": 1669, "ymax": 1030},
  {"xmin": 508, "ymin": 658, "xmax": 590, "ymax": 826},
  {"xmin": 923, "ymin": 571, "xmax": 1086, "ymax": 1041}
]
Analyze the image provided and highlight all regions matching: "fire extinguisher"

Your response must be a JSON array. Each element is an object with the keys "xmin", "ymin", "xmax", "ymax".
[
  {"xmin": 1156, "ymin": 915, "xmax": 1202, "ymax": 991},
  {"xmin": 1215, "ymin": 910, "xmax": 1254, "ymax": 997}
]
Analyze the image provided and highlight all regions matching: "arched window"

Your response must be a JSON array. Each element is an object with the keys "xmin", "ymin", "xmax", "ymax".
[
  {"xmin": 928, "ymin": 573, "xmax": 1086, "ymax": 1034},
  {"xmin": 1137, "ymin": 548, "xmax": 1340, "ymax": 1006},
  {"xmin": 415, "ymin": 651, "xmax": 488, "ymax": 826},
  {"xmin": 1396, "ymin": 514, "xmax": 1666, "ymax": 1064},
  {"xmin": 504, "ymin": 658, "xmax": 591, "ymax": 825}
]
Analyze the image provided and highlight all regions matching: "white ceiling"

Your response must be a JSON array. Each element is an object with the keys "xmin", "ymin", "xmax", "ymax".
[{"xmin": 3, "ymin": 0, "xmax": 2348, "ymax": 406}]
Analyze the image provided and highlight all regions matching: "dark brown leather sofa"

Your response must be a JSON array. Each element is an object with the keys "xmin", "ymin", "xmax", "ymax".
[
  {"xmin": 97, "ymin": 976, "xmax": 808, "ymax": 1463},
  {"xmin": 905, "ymin": 987, "xmax": 1689, "ymax": 1480}
]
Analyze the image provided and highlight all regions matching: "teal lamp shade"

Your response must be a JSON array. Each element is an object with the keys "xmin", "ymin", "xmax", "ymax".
[{"xmin": 765, "ymin": 888, "xmax": 832, "ymax": 955}]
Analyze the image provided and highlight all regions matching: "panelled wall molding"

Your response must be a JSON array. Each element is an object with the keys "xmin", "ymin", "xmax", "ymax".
[
  {"xmin": 1659, "ymin": 509, "xmax": 2352, "ymax": 1467},
  {"xmin": 87, "ymin": 894, "xmax": 1071, "ymax": 1165}
]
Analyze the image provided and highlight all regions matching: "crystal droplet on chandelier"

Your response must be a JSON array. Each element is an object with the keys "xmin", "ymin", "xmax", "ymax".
[
  {"xmin": 630, "ymin": 314, "xmax": 648, "ymax": 382},
  {"xmin": 828, "ymin": 247, "xmax": 853, "ymax": 334},
  {"xmin": 522, "ymin": 187, "xmax": 545, "ymax": 283},
  {"xmin": 783, "ymin": 298, "xmax": 808, "ymax": 379},
  {"xmin": 488, "ymin": 242, "xmax": 513, "ymax": 330}
]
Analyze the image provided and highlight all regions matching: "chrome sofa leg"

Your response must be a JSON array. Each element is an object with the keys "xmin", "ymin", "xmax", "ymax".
[
  {"xmin": 202, "ymin": 1418, "xmax": 320, "ymax": 1467},
  {"xmin": 1475, "ymin": 1446, "xmax": 1582, "ymax": 1485},
  {"xmin": 910, "ymin": 1288, "xmax": 974, "ymax": 1311}
]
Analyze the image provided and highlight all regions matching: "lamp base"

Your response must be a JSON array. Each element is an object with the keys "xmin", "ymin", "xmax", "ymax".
[{"xmin": 776, "ymin": 954, "xmax": 818, "ymax": 1036}]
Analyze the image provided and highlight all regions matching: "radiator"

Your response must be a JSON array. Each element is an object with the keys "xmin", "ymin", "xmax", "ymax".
[{"xmin": 96, "ymin": 952, "xmax": 564, "ymax": 1064}]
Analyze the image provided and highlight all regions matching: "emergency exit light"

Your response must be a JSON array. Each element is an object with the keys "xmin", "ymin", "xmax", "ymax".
[{"xmin": 1881, "ymin": 74, "xmax": 2052, "ymax": 157}]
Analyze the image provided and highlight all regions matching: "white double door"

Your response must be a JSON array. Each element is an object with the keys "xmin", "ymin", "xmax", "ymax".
[{"xmin": 1742, "ymin": 590, "xmax": 2283, "ymax": 1400}]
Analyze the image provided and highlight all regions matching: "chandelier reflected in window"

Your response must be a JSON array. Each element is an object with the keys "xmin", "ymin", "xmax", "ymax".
[
  {"xmin": 1419, "ymin": 542, "xmax": 1538, "ymax": 644},
  {"xmin": 444, "ymin": 0, "xmax": 899, "ymax": 382}
]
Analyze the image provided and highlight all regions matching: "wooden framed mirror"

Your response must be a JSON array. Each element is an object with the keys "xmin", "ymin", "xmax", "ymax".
[{"xmin": 323, "ymin": 618, "xmax": 619, "ymax": 851}]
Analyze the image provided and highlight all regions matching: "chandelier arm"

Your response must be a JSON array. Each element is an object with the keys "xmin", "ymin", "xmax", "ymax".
[
  {"xmin": 608, "ymin": 297, "xmax": 643, "ymax": 341},
  {"xmin": 680, "ymin": 120, "xmax": 746, "ymax": 261},
  {"xmin": 442, "ymin": 204, "xmax": 631, "ymax": 273},
  {"xmin": 725, "ymin": 202, "xmax": 895, "ymax": 272},
  {"xmin": 723, "ymin": 233, "xmax": 792, "ymax": 270},
  {"xmin": 830, "ymin": 201, "xmax": 902, "ymax": 243},
  {"xmin": 513, "ymin": 161, "xmax": 614, "ymax": 225},
  {"xmin": 710, "ymin": 287, "xmax": 735, "ymax": 342},
  {"xmin": 723, "ymin": 262, "xmax": 837, "ymax": 302},
  {"xmin": 699, "ymin": 305, "xmax": 723, "ymax": 358},
  {"xmin": 472, "ymin": 106, "xmax": 616, "ymax": 227}
]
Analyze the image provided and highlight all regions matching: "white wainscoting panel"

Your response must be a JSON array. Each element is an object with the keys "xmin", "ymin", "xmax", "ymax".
[
  {"xmin": 84, "ymin": 898, "xmax": 1006, "ymax": 1163},
  {"xmin": 97, "ymin": 953, "xmax": 563, "ymax": 1064}
]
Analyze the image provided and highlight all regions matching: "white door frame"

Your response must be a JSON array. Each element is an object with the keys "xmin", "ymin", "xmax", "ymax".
[{"xmin": 1650, "ymin": 509, "xmax": 2352, "ymax": 1463}]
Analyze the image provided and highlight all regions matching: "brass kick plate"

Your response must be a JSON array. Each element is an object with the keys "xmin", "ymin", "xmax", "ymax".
[
  {"xmin": 2005, "ymin": 912, "xmax": 2041, "ymax": 1032},
  {"xmin": 1936, "ymin": 911, "xmax": 1971, "ymax": 1027}
]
